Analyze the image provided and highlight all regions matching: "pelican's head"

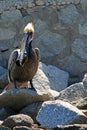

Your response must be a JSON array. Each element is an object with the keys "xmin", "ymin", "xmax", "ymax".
[
  {"xmin": 16, "ymin": 23, "xmax": 34, "ymax": 66},
  {"xmin": 24, "ymin": 22, "xmax": 34, "ymax": 43}
]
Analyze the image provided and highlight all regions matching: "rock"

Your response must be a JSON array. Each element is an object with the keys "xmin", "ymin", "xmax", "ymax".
[
  {"xmin": 72, "ymin": 38, "xmax": 87, "ymax": 61},
  {"xmin": 13, "ymin": 125, "xmax": 45, "ymax": 130},
  {"xmin": 34, "ymin": 19, "xmax": 48, "ymax": 35},
  {"xmin": 13, "ymin": 126, "xmax": 30, "ymax": 130},
  {"xmin": 0, "ymin": 49, "xmax": 14, "ymax": 68},
  {"xmin": 81, "ymin": 0, "xmax": 87, "ymax": 10},
  {"xmin": 32, "ymin": 6, "xmax": 58, "ymax": 25},
  {"xmin": 0, "ymin": 107, "xmax": 15, "ymax": 120},
  {"xmin": 0, "ymin": 66, "xmax": 8, "ymax": 89},
  {"xmin": 2, "ymin": 114, "xmax": 34, "ymax": 129},
  {"xmin": 36, "ymin": 0, "xmax": 45, "ymax": 6},
  {"xmin": 0, "ymin": 120, "xmax": 3, "ymax": 125},
  {"xmin": 0, "ymin": 88, "xmax": 51, "ymax": 111},
  {"xmin": 79, "ymin": 23, "xmax": 87, "ymax": 35},
  {"xmin": 57, "ymin": 54, "xmax": 87, "ymax": 83},
  {"xmin": 76, "ymin": 97, "xmax": 87, "ymax": 109},
  {"xmin": 58, "ymin": 82, "xmax": 87, "ymax": 105},
  {"xmin": 82, "ymin": 74, "xmax": 87, "ymax": 90},
  {"xmin": 81, "ymin": 110, "xmax": 87, "ymax": 117},
  {"xmin": 1, "ymin": 9, "xmax": 22, "ymax": 22},
  {"xmin": 0, "ymin": 126, "xmax": 11, "ymax": 130},
  {"xmin": 58, "ymin": 5, "xmax": 79, "ymax": 24},
  {"xmin": 36, "ymin": 100, "xmax": 87, "ymax": 129},
  {"xmin": 27, "ymin": 0, "xmax": 35, "ymax": 8},
  {"xmin": 0, "ymin": 28, "xmax": 16, "ymax": 41},
  {"xmin": 20, "ymin": 102, "xmax": 42, "ymax": 122},
  {"xmin": 38, "ymin": 62, "xmax": 69, "ymax": 91},
  {"xmin": 54, "ymin": 124, "xmax": 87, "ymax": 130},
  {"xmin": 35, "ymin": 30, "xmax": 67, "ymax": 59}
]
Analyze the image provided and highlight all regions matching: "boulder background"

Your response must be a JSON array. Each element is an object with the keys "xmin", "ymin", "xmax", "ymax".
[{"xmin": 0, "ymin": 0, "xmax": 87, "ymax": 86}]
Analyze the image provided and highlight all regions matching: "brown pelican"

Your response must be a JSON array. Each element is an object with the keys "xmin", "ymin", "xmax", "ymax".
[{"xmin": 8, "ymin": 23, "xmax": 40, "ymax": 90}]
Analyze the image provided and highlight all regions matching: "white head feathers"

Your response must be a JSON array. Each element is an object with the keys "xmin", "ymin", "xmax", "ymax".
[{"xmin": 24, "ymin": 23, "xmax": 34, "ymax": 34}]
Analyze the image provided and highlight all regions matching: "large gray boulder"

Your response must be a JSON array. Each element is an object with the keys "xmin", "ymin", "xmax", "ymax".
[
  {"xmin": 33, "ymin": 62, "xmax": 69, "ymax": 92},
  {"xmin": 34, "ymin": 30, "xmax": 67, "ymax": 59},
  {"xmin": 58, "ymin": 4, "xmax": 79, "ymax": 24},
  {"xmin": 58, "ymin": 82, "xmax": 87, "ymax": 105},
  {"xmin": 1, "ymin": 10, "xmax": 22, "ymax": 22},
  {"xmin": 36, "ymin": 100, "xmax": 87, "ymax": 129},
  {"xmin": 0, "ymin": 88, "xmax": 51, "ymax": 111}
]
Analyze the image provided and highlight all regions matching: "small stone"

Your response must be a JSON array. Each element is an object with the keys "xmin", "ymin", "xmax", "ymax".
[
  {"xmin": 2, "ymin": 114, "xmax": 34, "ymax": 129},
  {"xmin": 13, "ymin": 126, "xmax": 30, "ymax": 130},
  {"xmin": 28, "ymin": 0, "xmax": 35, "ymax": 8},
  {"xmin": 36, "ymin": 0, "xmax": 45, "ymax": 5}
]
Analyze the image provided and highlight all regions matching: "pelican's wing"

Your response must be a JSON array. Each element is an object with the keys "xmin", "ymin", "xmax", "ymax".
[
  {"xmin": 8, "ymin": 49, "xmax": 20, "ymax": 82},
  {"xmin": 35, "ymin": 48, "xmax": 40, "ymax": 61}
]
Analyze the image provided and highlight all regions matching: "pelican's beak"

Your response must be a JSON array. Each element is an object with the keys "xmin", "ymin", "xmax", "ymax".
[
  {"xmin": 16, "ymin": 32, "xmax": 33, "ymax": 66},
  {"xmin": 16, "ymin": 49, "xmax": 27, "ymax": 66}
]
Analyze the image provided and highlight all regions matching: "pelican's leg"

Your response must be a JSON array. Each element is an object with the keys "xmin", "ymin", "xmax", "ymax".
[
  {"xmin": 13, "ymin": 81, "xmax": 17, "ymax": 89},
  {"xmin": 30, "ymin": 79, "xmax": 36, "ymax": 91}
]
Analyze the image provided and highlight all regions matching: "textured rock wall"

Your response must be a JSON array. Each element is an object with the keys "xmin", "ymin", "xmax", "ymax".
[{"xmin": 0, "ymin": 0, "xmax": 87, "ymax": 84}]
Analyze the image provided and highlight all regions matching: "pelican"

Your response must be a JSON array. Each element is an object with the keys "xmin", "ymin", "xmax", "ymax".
[{"xmin": 8, "ymin": 23, "xmax": 40, "ymax": 90}]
